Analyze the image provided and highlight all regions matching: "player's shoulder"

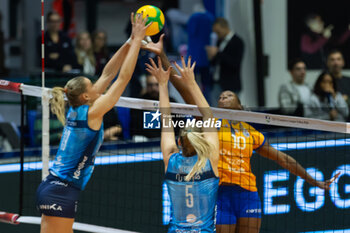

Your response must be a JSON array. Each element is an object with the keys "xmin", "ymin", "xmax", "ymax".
[{"xmin": 240, "ymin": 122, "xmax": 260, "ymax": 134}]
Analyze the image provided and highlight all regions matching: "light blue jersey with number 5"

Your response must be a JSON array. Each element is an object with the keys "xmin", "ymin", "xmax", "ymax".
[{"xmin": 165, "ymin": 152, "xmax": 219, "ymax": 233}]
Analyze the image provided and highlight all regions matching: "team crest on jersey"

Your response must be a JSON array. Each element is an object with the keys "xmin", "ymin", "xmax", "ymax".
[{"xmin": 242, "ymin": 128, "xmax": 250, "ymax": 137}]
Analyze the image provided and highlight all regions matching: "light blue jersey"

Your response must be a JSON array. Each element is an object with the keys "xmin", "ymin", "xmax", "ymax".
[
  {"xmin": 165, "ymin": 152, "xmax": 219, "ymax": 233},
  {"xmin": 50, "ymin": 105, "xmax": 104, "ymax": 190}
]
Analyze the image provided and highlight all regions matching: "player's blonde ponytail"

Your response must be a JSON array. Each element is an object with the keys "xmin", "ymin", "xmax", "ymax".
[
  {"xmin": 50, "ymin": 87, "xmax": 66, "ymax": 125},
  {"xmin": 181, "ymin": 127, "xmax": 213, "ymax": 181},
  {"xmin": 50, "ymin": 76, "xmax": 87, "ymax": 125}
]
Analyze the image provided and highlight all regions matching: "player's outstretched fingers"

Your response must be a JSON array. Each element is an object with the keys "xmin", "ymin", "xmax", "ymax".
[
  {"xmin": 187, "ymin": 56, "xmax": 191, "ymax": 68},
  {"xmin": 149, "ymin": 57, "xmax": 157, "ymax": 69}
]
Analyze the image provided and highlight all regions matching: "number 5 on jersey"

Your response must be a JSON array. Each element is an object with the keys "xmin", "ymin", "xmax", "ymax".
[{"xmin": 186, "ymin": 185, "xmax": 194, "ymax": 208}]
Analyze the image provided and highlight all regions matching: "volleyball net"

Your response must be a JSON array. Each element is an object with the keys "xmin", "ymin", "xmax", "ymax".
[{"xmin": 0, "ymin": 80, "xmax": 349, "ymax": 233}]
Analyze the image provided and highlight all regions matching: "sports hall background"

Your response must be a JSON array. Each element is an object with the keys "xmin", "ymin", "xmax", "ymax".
[{"xmin": 0, "ymin": 0, "xmax": 349, "ymax": 232}]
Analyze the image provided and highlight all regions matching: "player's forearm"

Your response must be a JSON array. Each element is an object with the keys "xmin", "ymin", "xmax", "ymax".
[
  {"xmin": 97, "ymin": 42, "xmax": 131, "ymax": 90},
  {"xmin": 277, "ymin": 153, "xmax": 318, "ymax": 186},
  {"xmin": 159, "ymin": 82, "xmax": 172, "ymax": 117},
  {"xmin": 188, "ymin": 82, "xmax": 213, "ymax": 120},
  {"xmin": 159, "ymin": 82, "xmax": 175, "ymax": 136},
  {"xmin": 117, "ymin": 40, "xmax": 141, "ymax": 82},
  {"xmin": 103, "ymin": 39, "xmax": 141, "ymax": 103}
]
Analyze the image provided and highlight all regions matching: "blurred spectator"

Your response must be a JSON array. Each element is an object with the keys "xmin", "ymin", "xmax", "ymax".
[
  {"xmin": 187, "ymin": 3, "xmax": 214, "ymax": 103},
  {"xmin": 305, "ymin": 72, "xmax": 349, "ymax": 121},
  {"xmin": 326, "ymin": 50, "xmax": 350, "ymax": 106},
  {"xmin": 278, "ymin": 59, "xmax": 312, "ymax": 116},
  {"xmin": 75, "ymin": 32, "xmax": 96, "ymax": 76},
  {"xmin": 37, "ymin": 11, "xmax": 78, "ymax": 72},
  {"xmin": 203, "ymin": 0, "xmax": 216, "ymax": 18},
  {"xmin": 103, "ymin": 107, "xmax": 122, "ymax": 141},
  {"xmin": 130, "ymin": 74, "xmax": 176, "ymax": 140},
  {"xmin": 92, "ymin": 30, "xmax": 109, "ymax": 76},
  {"xmin": 163, "ymin": 0, "xmax": 189, "ymax": 53},
  {"xmin": 206, "ymin": 18, "xmax": 244, "ymax": 104},
  {"xmin": 301, "ymin": 14, "xmax": 333, "ymax": 69},
  {"xmin": 301, "ymin": 14, "xmax": 350, "ymax": 69}
]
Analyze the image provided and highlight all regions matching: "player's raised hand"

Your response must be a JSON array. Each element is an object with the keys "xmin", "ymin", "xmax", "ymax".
[
  {"xmin": 130, "ymin": 12, "xmax": 152, "ymax": 41},
  {"xmin": 173, "ymin": 56, "xmax": 196, "ymax": 85},
  {"xmin": 315, "ymin": 172, "xmax": 340, "ymax": 190},
  {"xmin": 145, "ymin": 56, "xmax": 172, "ymax": 85},
  {"xmin": 141, "ymin": 34, "xmax": 164, "ymax": 55}
]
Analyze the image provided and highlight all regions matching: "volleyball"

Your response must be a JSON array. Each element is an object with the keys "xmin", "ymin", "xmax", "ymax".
[{"xmin": 136, "ymin": 5, "xmax": 165, "ymax": 36}]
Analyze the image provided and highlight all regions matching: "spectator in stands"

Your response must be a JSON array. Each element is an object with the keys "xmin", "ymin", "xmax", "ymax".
[
  {"xmin": 305, "ymin": 72, "xmax": 348, "ymax": 121},
  {"xmin": 103, "ymin": 108, "xmax": 122, "ymax": 141},
  {"xmin": 130, "ymin": 74, "xmax": 176, "ymax": 140},
  {"xmin": 278, "ymin": 59, "xmax": 312, "ymax": 116},
  {"xmin": 37, "ymin": 11, "xmax": 78, "ymax": 72},
  {"xmin": 301, "ymin": 14, "xmax": 333, "ymax": 69},
  {"xmin": 326, "ymin": 50, "xmax": 350, "ymax": 116},
  {"xmin": 92, "ymin": 30, "xmax": 110, "ymax": 76},
  {"xmin": 187, "ymin": 3, "xmax": 214, "ymax": 103},
  {"xmin": 206, "ymin": 18, "xmax": 244, "ymax": 105},
  {"xmin": 301, "ymin": 14, "xmax": 350, "ymax": 69},
  {"xmin": 75, "ymin": 32, "xmax": 96, "ymax": 76}
]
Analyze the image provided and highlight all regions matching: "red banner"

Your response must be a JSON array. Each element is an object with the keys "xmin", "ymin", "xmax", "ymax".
[{"xmin": 53, "ymin": 0, "xmax": 76, "ymax": 38}]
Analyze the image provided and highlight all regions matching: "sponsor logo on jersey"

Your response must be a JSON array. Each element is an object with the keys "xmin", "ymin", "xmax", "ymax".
[
  {"xmin": 73, "ymin": 156, "xmax": 88, "ymax": 179},
  {"xmin": 246, "ymin": 208, "xmax": 261, "ymax": 214},
  {"xmin": 39, "ymin": 204, "xmax": 63, "ymax": 211},
  {"xmin": 50, "ymin": 180, "xmax": 68, "ymax": 187}
]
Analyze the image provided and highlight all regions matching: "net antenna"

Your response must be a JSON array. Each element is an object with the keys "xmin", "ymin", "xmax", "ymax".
[{"xmin": 41, "ymin": 0, "xmax": 50, "ymax": 180}]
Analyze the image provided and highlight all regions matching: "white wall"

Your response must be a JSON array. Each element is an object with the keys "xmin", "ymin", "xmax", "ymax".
[
  {"xmin": 261, "ymin": 0, "xmax": 288, "ymax": 107},
  {"xmin": 225, "ymin": 0, "xmax": 258, "ymax": 107}
]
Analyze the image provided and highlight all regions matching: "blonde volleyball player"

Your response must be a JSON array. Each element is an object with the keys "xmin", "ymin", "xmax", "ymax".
[
  {"xmin": 36, "ymin": 13, "xmax": 150, "ymax": 233},
  {"xmin": 146, "ymin": 56, "xmax": 219, "ymax": 232}
]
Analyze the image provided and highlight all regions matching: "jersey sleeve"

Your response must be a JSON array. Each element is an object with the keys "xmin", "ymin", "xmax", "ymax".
[{"xmin": 243, "ymin": 123, "xmax": 265, "ymax": 150}]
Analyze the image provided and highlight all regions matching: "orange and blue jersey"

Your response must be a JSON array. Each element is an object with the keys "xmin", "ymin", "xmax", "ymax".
[{"xmin": 217, "ymin": 119, "xmax": 265, "ymax": 192}]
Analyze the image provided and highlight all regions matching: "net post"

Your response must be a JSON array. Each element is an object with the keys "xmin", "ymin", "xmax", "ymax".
[
  {"xmin": 41, "ymin": 0, "xmax": 49, "ymax": 180},
  {"xmin": 19, "ymin": 92, "xmax": 24, "ymax": 216},
  {"xmin": 41, "ymin": 89, "xmax": 50, "ymax": 180}
]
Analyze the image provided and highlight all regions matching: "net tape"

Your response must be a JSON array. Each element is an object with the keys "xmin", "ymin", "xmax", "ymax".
[
  {"xmin": 12, "ymin": 82, "xmax": 349, "ymax": 134},
  {"xmin": 0, "ymin": 80, "xmax": 349, "ymax": 134}
]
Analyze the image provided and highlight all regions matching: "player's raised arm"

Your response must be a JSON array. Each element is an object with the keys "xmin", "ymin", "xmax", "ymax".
[
  {"xmin": 92, "ymin": 40, "xmax": 131, "ymax": 94},
  {"xmin": 141, "ymin": 34, "xmax": 195, "ymax": 104},
  {"xmin": 145, "ymin": 56, "xmax": 178, "ymax": 168},
  {"xmin": 256, "ymin": 142, "xmax": 340, "ymax": 190},
  {"xmin": 173, "ymin": 57, "xmax": 219, "ymax": 170},
  {"xmin": 89, "ymin": 13, "xmax": 149, "ymax": 119}
]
